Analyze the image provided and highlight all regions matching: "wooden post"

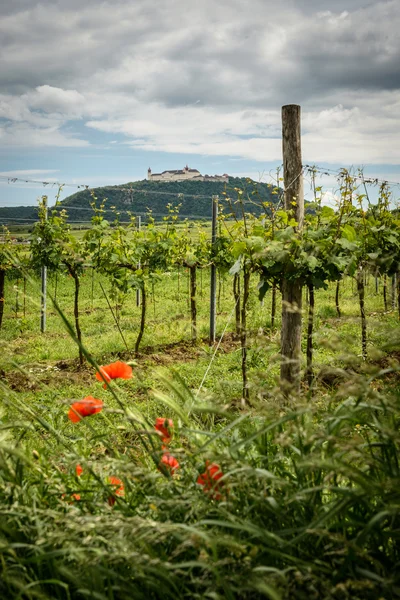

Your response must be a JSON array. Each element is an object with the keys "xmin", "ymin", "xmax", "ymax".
[
  {"xmin": 189, "ymin": 265, "xmax": 197, "ymax": 341},
  {"xmin": 136, "ymin": 215, "xmax": 141, "ymax": 307},
  {"xmin": 40, "ymin": 196, "xmax": 48, "ymax": 333},
  {"xmin": 357, "ymin": 267, "xmax": 367, "ymax": 360},
  {"xmin": 280, "ymin": 105, "xmax": 304, "ymax": 392},
  {"xmin": 209, "ymin": 195, "xmax": 218, "ymax": 344}
]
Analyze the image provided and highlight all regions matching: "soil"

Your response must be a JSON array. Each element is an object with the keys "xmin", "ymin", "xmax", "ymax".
[{"xmin": 2, "ymin": 333, "xmax": 242, "ymax": 391}]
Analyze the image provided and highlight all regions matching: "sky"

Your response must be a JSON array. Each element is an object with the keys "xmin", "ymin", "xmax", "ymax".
[{"xmin": 1, "ymin": 0, "xmax": 400, "ymax": 209}]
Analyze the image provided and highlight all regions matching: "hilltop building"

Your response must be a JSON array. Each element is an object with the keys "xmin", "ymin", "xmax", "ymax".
[{"xmin": 147, "ymin": 165, "xmax": 229, "ymax": 183}]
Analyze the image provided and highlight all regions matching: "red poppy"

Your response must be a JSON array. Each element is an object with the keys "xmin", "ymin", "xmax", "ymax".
[
  {"xmin": 159, "ymin": 452, "xmax": 180, "ymax": 474},
  {"xmin": 62, "ymin": 493, "xmax": 81, "ymax": 502},
  {"xmin": 154, "ymin": 417, "xmax": 174, "ymax": 444},
  {"xmin": 96, "ymin": 361, "xmax": 133, "ymax": 388},
  {"xmin": 75, "ymin": 464, "xmax": 83, "ymax": 477},
  {"xmin": 197, "ymin": 461, "xmax": 225, "ymax": 500},
  {"xmin": 107, "ymin": 476, "xmax": 125, "ymax": 506},
  {"xmin": 68, "ymin": 396, "xmax": 103, "ymax": 423}
]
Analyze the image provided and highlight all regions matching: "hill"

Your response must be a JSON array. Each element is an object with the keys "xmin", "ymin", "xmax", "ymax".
[
  {"xmin": 0, "ymin": 205, "xmax": 38, "ymax": 228},
  {"xmin": 55, "ymin": 177, "xmax": 278, "ymax": 222},
  {"xmin": 0, "ymin": 177, "xmax": 279, "ymax": 227}
]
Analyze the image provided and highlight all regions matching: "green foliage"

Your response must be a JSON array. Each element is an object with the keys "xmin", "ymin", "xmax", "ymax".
[
  {"xmin": 2, "ymin": 171, "xmax": 400, "ymax": 598},
  {"xmin": 52, "ymin": 177, "xmax": 278, "ymax": 223},
  {"xmin": 256, "ymin": 171, "xmax": 400, "ymax": 299},
  {"xmin": 30, "ymin": 198, "xmax": 88, "ymax": 277},
  {"xmin": 0, "ymin": 228, "xmax": 17, "ymax": 272}
]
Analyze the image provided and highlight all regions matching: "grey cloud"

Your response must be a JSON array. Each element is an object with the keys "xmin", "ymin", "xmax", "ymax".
[
  {"xmin": 85, "ymin": 1, "xmax": 398, "ymax": 110},
  {"xmin": 0, "ymin": 2, "xmax": 157, "ymax": 93},
  {"xmin": 1, "ymin": 0, "xmax": 398, "ymax": 110},
  {"xmin": 282, "ymin": 4, "xmax": 400, "ymax": 99},
  {"xmin": 1, "ymin": 0, "xmax": 400, "ymax": 164}
]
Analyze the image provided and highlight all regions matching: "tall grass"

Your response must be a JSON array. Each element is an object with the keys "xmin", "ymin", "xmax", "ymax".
[
  {"xmin": 1, "ymin": 352, "xmax": 400, "ymax": 598},
  {"xmin": 1, "ymin": 266, "xmax": 400, "ymax": 598}
]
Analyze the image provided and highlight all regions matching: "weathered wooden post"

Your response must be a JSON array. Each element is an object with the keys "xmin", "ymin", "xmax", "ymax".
[
  {"xmin": 280, "ymin": 105, "xmax": 304, "ymax": 392},
  {"xmin": 136, "ymin": 215, "xmax": 142, "ymax": 307},
  {"xmin": 40, "ymin": 196, "xmax": 48, "ymax": 333}
]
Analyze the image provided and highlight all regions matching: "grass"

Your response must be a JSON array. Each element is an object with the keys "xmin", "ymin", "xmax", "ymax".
[{"xmin": 1, "ymin": 268, "xmax": 400, "ymax": 598}]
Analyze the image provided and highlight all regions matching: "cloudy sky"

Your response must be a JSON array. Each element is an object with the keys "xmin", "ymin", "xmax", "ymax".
[{"xmin": 1, "ymin": 0, "xmax": 399, "ymax": 207}]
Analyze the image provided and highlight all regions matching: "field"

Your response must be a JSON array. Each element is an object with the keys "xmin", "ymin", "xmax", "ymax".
[
  {"xmin": 1, "ymin": 259, "xmax": 400, "ymax": 599},
  {"xmin": 3, "ymin": 267, "xmax": 398, "ymax": 396}
]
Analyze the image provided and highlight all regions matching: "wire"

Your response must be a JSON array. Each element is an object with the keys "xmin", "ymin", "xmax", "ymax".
[
  {"xmin": 2, "ymin": 165, "xmax": 399, "ymax": 191},
  {"xmin": 270, "ymin": 163, "xmax": 400, "ymax": 189},
  {"xmin": 0, "ymin": 215, "xmax": 213, "ymax": 223},
  {"xmin": 118, "ymin": 187, "xmax": 213, "ymax": 199},
  {"xmin": 282, "ymin": 169, "xmax": 304, "ymax": 192},
  {"xmin": 195, "ymin": 296, "xmax": 240, "ymax": 398},
  {"xmin": 0, "ymin": 175, "xmax": 90, "ymax": 189},
  {"xmin": 303, "ymin": 164, "xmax": 400, "ymax": 187},
  {"xmin": 1, "ymin": 175, "xmax": 275, "ymax": 202}
]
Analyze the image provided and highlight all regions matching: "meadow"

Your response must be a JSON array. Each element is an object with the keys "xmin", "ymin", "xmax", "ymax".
[
  {"xmin": 2, "ymin": 169, "xmax": 400, "ymax": 599},
  {"xmin": 1, "ymin": 259, "xmax": 400, "ymax": 599}
]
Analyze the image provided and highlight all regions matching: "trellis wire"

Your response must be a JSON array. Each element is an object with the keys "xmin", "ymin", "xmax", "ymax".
[{"xmin": 196, "ymin": 295, "xmax": 240, "ymax": 398}]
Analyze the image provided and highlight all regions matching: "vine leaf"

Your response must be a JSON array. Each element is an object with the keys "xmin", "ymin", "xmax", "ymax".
[{"xmin": 229, "ymin": 256, "xmax": 242, "ymax": 276}]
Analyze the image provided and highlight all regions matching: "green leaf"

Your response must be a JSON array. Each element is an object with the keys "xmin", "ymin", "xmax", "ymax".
[
  {"xmin": 306, "ymin": 255, "xmax": 319, "ymax": 270},
  {"xmin": 229, "ymin": 256, "xmax": 242, "ymax": 276},
  {"xmin": 321, "ymin": 206, "xmax": 335, "ymax": 218},
  {"xmin": 336, "ymin": 238, "xmax": 357, "ymax": 251},
  {"xmin": 276, "ymin": 210, "xmax": 288, "ymax": 224},
  {"xmin": 257, "ymin": 279, "xmax": 270, "ymax": 301},
  {"xmin": 341, "ymin": 224, "xmax": 357, "ymax": 242},
  {"xmin": 251, "ymin": 580, "xmax": 282, "ymax": 600}
]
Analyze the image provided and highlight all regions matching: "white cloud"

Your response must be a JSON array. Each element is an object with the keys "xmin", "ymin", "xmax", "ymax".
[
  {"xmin": 0, "ymin": 121, "xmax": 89, "ymax": 148},
  {"xmin": 84, "ymin": 96, "xmax": 400, "ymax": 165},
  {"xmin": 0, "ymin": 84, "xmax": 88, "ymax": 147},
  {"xmin": 26, "ymin": 85, "xmax": 86, "ymax": 116}
]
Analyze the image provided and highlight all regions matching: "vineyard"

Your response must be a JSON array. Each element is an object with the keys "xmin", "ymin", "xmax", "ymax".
[{"xmin": 2, "ymin": 117, "xmax": 400, "ymax": 596}]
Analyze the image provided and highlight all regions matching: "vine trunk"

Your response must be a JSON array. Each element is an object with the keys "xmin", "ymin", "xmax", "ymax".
[{"xmin": 135, "ymin": 282, "xmax": 146, "ymax": 354}]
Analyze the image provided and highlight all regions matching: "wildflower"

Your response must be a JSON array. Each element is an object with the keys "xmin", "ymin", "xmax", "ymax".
[
  {"xmin": 107, "ymin": 476, "xmax": 125, "ymax": 506},
  {"xmin": 62, "ymin": 492, "xmax": 81, "ymax": 502},
  {"xmin": 96, "ymin": 360, "xmax": 133, "ymax": 388},
  {"xmin": 154, "ymin": 417, "xmax": 174, "ymax": 444},
  {"xmin": 159, "ymin": 452, "xmax": 179, "ymax": 474},
  {"xmin": 197, "ymin": 461, "xmax": 225, "ymax": 500},
  {"xmin": 68, "ymin": 396, "xmax": 103, "ymax": 423},
  {"xmin": 75, "ymin": 464, "xmax": 83, "ymax": 477}
]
